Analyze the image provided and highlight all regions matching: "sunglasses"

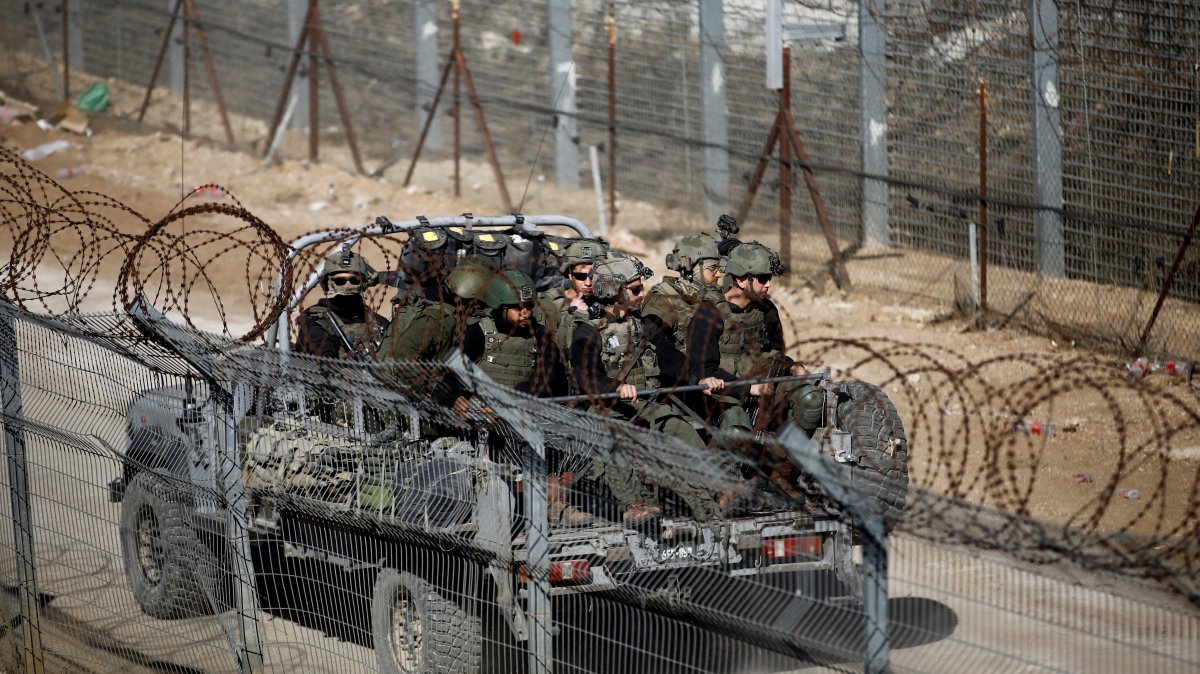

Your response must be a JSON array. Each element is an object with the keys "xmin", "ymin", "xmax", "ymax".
[
  {"xmin": 626, "ymin": 284, "xmax": 645, "ymax": 296},
  {"xmin": 571, "ymin": 272, "xmax": 591, "ymax": 281},
  {"xmin": 752, "ymin": 274, "xmax": 773, "ymax": 284},
  {"xmin": 330, "ymin": 275, "xmax": 363, "ymax": 286}
]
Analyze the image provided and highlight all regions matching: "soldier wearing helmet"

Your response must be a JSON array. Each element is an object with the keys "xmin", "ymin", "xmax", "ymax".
[
  {"xmin": 295, "ymin": 245, "xmax": 390, "ymax": 360},
  {"xmin": 451, "ymin": 270, "xmax": 596, "ymax": 527},
  {"xmin": 641, "ymin": 232, "xmax": 727, "ymax": 394},
  {"xmin": 538, "ymin": 238, "xmax": 608, "ymax": 347},
  {"xmin": 688, "ymin": 241, "xmax": 817, "ymax": 437},
  {"xmin": 566, "ymin": 256, "xmax": 720, "ymax": 526},
  {"xmin": 377, "ymin": 257, "xmax": 496, "ymax": 362}
]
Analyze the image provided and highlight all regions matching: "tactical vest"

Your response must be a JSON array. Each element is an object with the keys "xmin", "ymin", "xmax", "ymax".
[
  {"xmin": 644, "ymin": 276, "xmax": 722, "ymax": 354},
  {"xmin": 716, "ymin": 301, "xmax": 769, "ymax": 377},
  {"xmin": 304, "ymin": 304, "xmax": 387, "ymax": 359},
  {"xmin": 588, "ymin": 313, "xmax": 661, "ymax": 389},
  {"xmin": 475, "ymin": 315, "xmax": 538, "ymax": 389}
]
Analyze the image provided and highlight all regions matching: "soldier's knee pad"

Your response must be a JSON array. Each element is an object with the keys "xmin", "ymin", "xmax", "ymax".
[
  {"xmin": 788, "ymin": 384, "xmax": 824, "ymax": 432},
  {"xmin": 718, "ymin": 406, "xmax": 753, "ymax": 433}
]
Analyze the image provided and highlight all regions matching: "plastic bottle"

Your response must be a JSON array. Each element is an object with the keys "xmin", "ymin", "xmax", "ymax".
[
  {"xmin": 21, "ymin": 139, "xmax": 70, "ymax": 162},
  {"xmin": 1009, "ymin": 419, "xmax": 1056, "ymax": 437},
  {"xmin": 1149, "ymin": 359, "xmax": 1192, "ymax": 379},
  {"xmin": 1126, "ymin": 356, "xmax": 1150, "ymax": 379}
]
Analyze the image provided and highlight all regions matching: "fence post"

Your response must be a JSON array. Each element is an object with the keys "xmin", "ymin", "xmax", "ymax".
[
  {"xmin": 859, "ymin": 0, "xmax": 889, "ymax": 248},
  {"xmin": 699, "ymin": 0, "xmax": 729, "ymax": 222},
  {"xmin": 166, "ymin": 0, "xmax": 184, "ymax": 98},
  {"xmin": 284, "ymin": 0, "xmax": 310, "ymax": 132},
  {"xmin": 549, "ymin": 0, "xmax": 579, "ymax": 189},
  {"xmin": 1031, "ymin": 0, "xmax": 1065, "ymax": 278},
  {"xmin": 67, "ymin": 0, "xmax": 84, "ymax": 77},
  {"xmin": 776, "ymin": 424, "xmax": 889, "ymax": 672},
  {"xmin": 414, "ymin": 0, "xmax": 442, "ymax": 149},
  {"xmin": 0, "ymin": 307, "xmax": 46, "ymax": 674},
  {"xmin": 214, "ymin": 377, "xmax": 264, "ymax": 674}
]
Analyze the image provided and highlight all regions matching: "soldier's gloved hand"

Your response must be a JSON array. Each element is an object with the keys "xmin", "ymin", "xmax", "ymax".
[
  {"xmin": 699, "ymin": 377, "xmax": 724, "ymax": 395},
  {"xmin": 616, "ymin": 383, "xmax": 639, "ymax": 403},
  {"xmin": 750, "ymin": 382, "xmax": 775, "ymax": 397}
]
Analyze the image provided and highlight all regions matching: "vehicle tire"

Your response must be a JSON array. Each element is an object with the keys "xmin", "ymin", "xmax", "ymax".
[
  {"xmin": 371, "ymin": 568, "xmax": 481, "ymax": 674},
  {"xmin": 119, "ymin": 471, "xmax": 222, "ymax": 619},
  {"xmin": 835, "ymin": 381, "xmax": 909, "ymax": 530}
]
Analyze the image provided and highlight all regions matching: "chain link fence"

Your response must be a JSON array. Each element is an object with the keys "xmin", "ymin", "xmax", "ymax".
[
  {"xmin": 1, "ymin": 297, "xmax": 1198, "ymax": 672},
  {"xmin": 2, "ymin": 0, "xmax": 1197, "ymax": 355}
]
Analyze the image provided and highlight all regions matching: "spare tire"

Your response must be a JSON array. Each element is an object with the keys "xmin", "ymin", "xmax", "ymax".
[{"xmin": 833, "ymin": 381, "xmax": 909, "ymax": 530}]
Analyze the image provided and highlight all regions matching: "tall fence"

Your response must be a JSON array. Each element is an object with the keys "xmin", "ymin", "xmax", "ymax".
[
  {"xmin": 1, "ymin": 298, "xmax": 1198, "ymax": 673},
  {"xmin": 1, "ymin": 0, "xmax": 1198, "ymax": 356}
]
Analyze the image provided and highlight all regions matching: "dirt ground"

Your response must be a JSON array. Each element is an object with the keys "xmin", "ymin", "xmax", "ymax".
[{"xmin": 3, "ymin": 73, "xmax": 1199, "ymax": 551}]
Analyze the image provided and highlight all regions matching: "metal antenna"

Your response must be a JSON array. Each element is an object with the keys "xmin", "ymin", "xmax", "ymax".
[{"xmin": 518, "ymin": 60, "xmax": 576, "ymax": 214}]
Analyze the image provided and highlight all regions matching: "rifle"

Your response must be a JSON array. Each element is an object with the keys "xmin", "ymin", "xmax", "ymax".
[
  {"xmin": 325, "ymin": 313, "xmax": 375, "ymax": 361},
  {"xmin": 541, "ymin": 370, "xmax": 827, "ymax": 404}
]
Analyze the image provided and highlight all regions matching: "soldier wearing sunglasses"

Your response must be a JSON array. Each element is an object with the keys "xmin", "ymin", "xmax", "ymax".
[
  {"xmin": 688, "ymin": 241, "xmax": 821, "ymax": 445},
  {"xmin": 565, "ymin": 256, "xmax": 720, "ymax": 527},
  {"xmin": 295, "ymin": 246, "xmax": 390, "ymax": 360}
]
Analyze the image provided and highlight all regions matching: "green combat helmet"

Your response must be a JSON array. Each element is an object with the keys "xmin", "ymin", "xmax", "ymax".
[
  {"xmin": 665, "ymin": 233, "xmax": 719, "ymax": 274},
  {"xmin": 446, "ymin": 258, "xmax": 497, "ymax": 302},
  {"xmin": 590, "ymin": 256, "xmax": 643, "ymax": 302},
  {"xmin": 484, "ymin": 269, "xmax": 536, "ymax": 309},
  {"xmin": 560, "ymin": 239, "xmax": 609, "ymax": 273},
  {"xmin": 724, "ymin": 241, "xmax": 776, "ymax": 278},
  {"xmin": 319, "ymin": 245, "xmax": 377, "ymax": 295}
]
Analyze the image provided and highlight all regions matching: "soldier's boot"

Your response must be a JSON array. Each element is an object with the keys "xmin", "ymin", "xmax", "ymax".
[{"xmin": 546, "ymin": 474, "xmax": 599, "ymax": 528}]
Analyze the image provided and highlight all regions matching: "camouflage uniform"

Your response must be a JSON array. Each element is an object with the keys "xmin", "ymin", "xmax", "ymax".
[
  {"xmin": 295, "ymin": 248, "xmax": 390, "ymax": 360},
  {"xmin": 567, "ymin": 257, "xmax": 720, "ymax": 524},
  {"xmin": 377, "ymin": 258, "xmax": 496, "ymax": 362}
]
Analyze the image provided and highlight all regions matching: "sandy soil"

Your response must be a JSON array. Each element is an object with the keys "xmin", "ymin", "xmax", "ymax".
[{"xmin": 3, "ymin": 74, "xmax": 1199, "ymax": 550}]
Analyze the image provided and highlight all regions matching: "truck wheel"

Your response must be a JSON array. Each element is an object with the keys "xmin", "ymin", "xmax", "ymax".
[
  {"xmin": 835, "ymin": 382, "xmax": 909, "ymax": 530},
  {"xmin": 119, "ymin": 471, "xmax": 221, "ymax": 619},
  {"xmin": 371, "ymin": 569, "xmax": 481, "ymax": 674}
]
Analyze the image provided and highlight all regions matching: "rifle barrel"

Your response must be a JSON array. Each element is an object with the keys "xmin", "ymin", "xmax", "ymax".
[{"xmin": 541, "ymin": 370, "xmax": 828, "ymax": 404}]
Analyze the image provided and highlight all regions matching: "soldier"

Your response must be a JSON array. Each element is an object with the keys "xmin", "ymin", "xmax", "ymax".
[
  {"xmin": 453, "ymin": 270, "xmax": 596, "ymax": 527},
  {"xmin": 566, "ymin": 256, "xmax": 719, "ymax": 526},
  {"xmin": 641, "ymin": 232, "xmax": 727, "ymax": 393},
  {"xmin": 295, "ymin": 246, "xmax": 390, "ymax": 360},
  {"xmin": 539, "ymin": 238, "xmax": 608, "ymax": 349},
  {"xmin": 377, "ymin": 257, "xmax": 496, "ymax": 362},
  {"xmin": 687, "ymin": 242, "xmax": 819, "ymax": 502}
]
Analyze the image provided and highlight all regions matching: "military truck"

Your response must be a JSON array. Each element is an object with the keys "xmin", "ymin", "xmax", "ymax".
[{"xmin": 111, "ymin": 214, "xmax": 908, "ymax": 673}]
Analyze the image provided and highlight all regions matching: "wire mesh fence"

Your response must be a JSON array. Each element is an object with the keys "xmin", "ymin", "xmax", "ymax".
[
  {"xmin": 0, "ymin": 147, "xmax": 1199, "ymax": 670},
  {"xmin": 1, "ymin": 0, "xmax": 1198, "ymax": 355}
]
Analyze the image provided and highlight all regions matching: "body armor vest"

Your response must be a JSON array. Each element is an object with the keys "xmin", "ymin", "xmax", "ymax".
[
  {"xmin": 716, "ymin": 301, "xmax": 769, "ymax": 377},
  {"xmin": 646, "ymin": 276, "xmax": 722, "ymax": 354},
  {"xmin": 590, "ymin": 313, "xmax": 661, "ymax": 389},
  {"xmin": 475, "ymin": 315, "xmax": 538, "ymax": 388},
  {"xmin": 304, "ymin": 304, "xmax": 386, "ymax": 359}
]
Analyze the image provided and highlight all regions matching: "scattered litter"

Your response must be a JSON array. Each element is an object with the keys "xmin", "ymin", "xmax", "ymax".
[
  {"xmin": 0, "ymin": 91, "xmax": 39, "ymax": 123},
  {"xmin": 1071, "ymin": 473, "xmax": 1093, "ymax": 484},
  {"xmin": 1009, "ymin": 419, "xmax": 1056, "ymax": 437},
  {"xmin": 309, "ymin": 201, "xmax": 328, "ymax": 212},
  {"xmin": 1118, "ymin": 488, "xmax": 1142, "ymax": 500},
  {"xmin": 21, "ymin": 139, "xmax": 70, "ymax": 162},
  {"xmin": 1127, "ymin": 357, "xmax": 1194, "ymax": 381},
  {"xmin": 35, "ymin": 119, "xmax": 55, "ymax": 131},
  {"xmin": 55, "ymin": 166, "xmax": 84, "ymax": 179},
  {"xmin": 74, "ymin": 82, "xmax": 111, "ymax": 112}
]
